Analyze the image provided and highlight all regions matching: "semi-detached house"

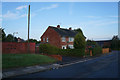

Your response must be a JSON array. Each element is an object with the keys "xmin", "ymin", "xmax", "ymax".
[{"xmin": 41, "ymin": 25, "xmax": 78, "ymax": 49}]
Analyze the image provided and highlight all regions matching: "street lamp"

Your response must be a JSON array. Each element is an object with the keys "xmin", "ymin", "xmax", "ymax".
[{"xmin": 13, "ymin": 32, "xmax": 18, "ymax": 41}]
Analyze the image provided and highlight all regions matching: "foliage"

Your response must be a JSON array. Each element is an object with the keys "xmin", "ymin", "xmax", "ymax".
[
  {"xmin": 0, "ymin": 28, "xmax": 6, "ymax": 42},
  {"xmin": 2, "ymin": 54, "xmax": 56, "ymax": 69},
  {"xmin": 59, "ymin": 49, "xmax": 85, "ymax": 57},
  {"xmin": 14, "ymin": 37, "xmax": 18, "ymax": 42},
  {"xmin": 39, "ymin": 44, "xmax": 85, "ymax": 57},
  {"xmin": 74, "ymin": 28, "xmax": 83, "ymax": 34},
  {"xmin": 92, "ymin": 46, "xmax": 102, "ymax": 56},
  {"xmin": 86, "ymin": 39, "xmax": 102, "ymax": 56},
  {"xmin": 39, "ymin": 44, "xmax": 59, "ymax": 55},
  {"xmin": 74, "ymin": 32, "xmax": 86, "ymax": 49},
  {"xmin": 6, "ymin": 34, "xmax": 14, "ymax": 42},
  {"xmin": 26, "ymin": 39, "xmax": 40, "ymax": 44},
  {"xmin": 111, "ymin": 35, "xmax": 120, "ymax": 50},
  {"xmin": 86, "ymin": 39, "xmax": 97, "ymax": 46}
]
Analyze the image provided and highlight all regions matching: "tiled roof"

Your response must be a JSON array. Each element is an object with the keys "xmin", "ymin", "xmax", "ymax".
[{"xmin": 49, "ymin": 26, "xmax": 78, "ymax": 37}]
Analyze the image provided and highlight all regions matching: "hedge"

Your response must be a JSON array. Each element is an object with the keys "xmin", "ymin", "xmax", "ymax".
[
  {"xmin": 39, "ymin": 44, "xmax": 59, "ymax": 55},
  {"xmin": 58, "ymin": 49, "xmax": 85, "ymax": 57},
  {"xmin": 39, "ymin": 44, "xmax": 85, "ymax": 57},
  {"xmin": 92, "ymin": 46, "xmax": 102, "ymax": 56}
]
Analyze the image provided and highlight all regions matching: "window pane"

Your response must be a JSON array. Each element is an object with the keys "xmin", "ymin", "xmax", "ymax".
[
  {"xmin": 47, "ymin": 38, "xmax": 48, "ymax": 42},
  {"xmin": 62, "ymin": 37, "xmax": 65, "ymax": 42}
]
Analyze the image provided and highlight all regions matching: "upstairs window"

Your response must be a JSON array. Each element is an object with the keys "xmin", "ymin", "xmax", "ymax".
[
  {"xmin": 47, "ymin": 38, "xmax": 48, "ymax": 42},
  {"xmin": 69, "ymin": 37, "xmax": 74, "ymax": 42},
  {"xmin": 62, "ymin": 37, "xmax": 66, "ymax": 42}
]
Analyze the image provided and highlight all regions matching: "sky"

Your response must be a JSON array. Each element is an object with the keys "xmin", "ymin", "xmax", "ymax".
[{"xmin": 1, "ymin": 2, "xmax": 118, "ymax": 41}]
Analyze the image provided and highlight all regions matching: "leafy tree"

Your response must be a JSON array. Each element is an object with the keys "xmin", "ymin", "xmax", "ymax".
[
  {"xmin": 26, "ymin": 39, "xmax": 40, "ymax": 44},
  {"xmin": 86, "ymin": 39, "xmax": 97, "ymax": 46},
  {"xmin": 74, "ymin": 32, "xmax": 86, "ymax": 49},
  {"xmin": 6, "ymin": 34, "xmax": 14, "ymax": 42},
  {"xmin": 111, "ymin": 35, "xmax": 119, "ymax": 50},
  {"xmin": 0, "ymin": 28, "xmax": 6, "ymax": 42},
  {"xmin": 14, "ymin": 37, "xmax": 18, "ymax": 42},
  {"xmin": 74, "ymin": 28, "xmax": 85, "ymax": 38}
]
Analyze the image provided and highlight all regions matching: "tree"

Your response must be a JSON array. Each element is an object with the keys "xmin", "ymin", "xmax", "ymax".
[
  {"xmin": 74, "ymin": 28, "xmax": 86, "ymax": 39},
  {"xmin": 0, "ymin": 28, "xmax": 6, "ymax": 42},
  {"xmin": 74, "ymin": 32, "xmax": 86, "ymax": 49},
  {"xmin": 14, "ymin": 37, "xmax": 18, "ymax": 42},
  {"xmin": 26, "ymin": 39, "xmax": 40, "ymax": 44},
  {"xmin": 86, "ymin": 39, "xmax": 97, "ymax": 46},
  {"xmin": 6, "ymin": 34, "xmax": 14, "ymax": 42},
  {"xmin": 111, "ymin": 35, "xmax": 119, "ymax": 50}
]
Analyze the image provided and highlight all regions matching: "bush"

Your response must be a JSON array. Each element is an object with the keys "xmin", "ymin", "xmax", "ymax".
[
  {"xmin": 39, "ymin": 44, "xmax": 59, "ymax": 55},
  {"xmin": 74, "ymin": 32, "xmax": 86, "ymax": 49},
  {"xmin": 39, "ymin": 44, "xmax": 85, "ymax": 57},
  {"xmin": 92, "ymin": 46, "xmax": 102, "ymax": 56},
  {"xmin": 58, "ymin": 49, "xmax": 85, "ymax": 57}
]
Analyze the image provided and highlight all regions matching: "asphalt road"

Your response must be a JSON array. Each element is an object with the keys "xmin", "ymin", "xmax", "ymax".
[{"xmin": 11, "ymin": 51, "xmax": 119, "ymax": 78}]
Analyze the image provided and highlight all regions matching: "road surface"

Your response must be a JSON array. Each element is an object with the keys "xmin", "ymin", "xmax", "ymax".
[{"xmin": 11, "ymin": 51, "xmax": 119, "ymax": 78}]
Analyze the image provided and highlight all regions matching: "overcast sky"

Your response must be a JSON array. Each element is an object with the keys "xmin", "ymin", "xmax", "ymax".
[{"xmin": 2, "ymin": 2, "xmax": 118, "ymax": 41}]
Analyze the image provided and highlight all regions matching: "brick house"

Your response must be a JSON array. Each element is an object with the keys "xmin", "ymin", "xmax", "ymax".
[{"xmin": 41, "ymin": 25, "xmax": 79, "ymax": 49}]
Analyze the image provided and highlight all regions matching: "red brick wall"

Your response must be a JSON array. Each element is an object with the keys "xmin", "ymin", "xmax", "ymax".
[
  {"xmin": 2, "ymin": 42, "xmax": 35, "ymax": 54},
  {"xmin": 41, "ymin": 27, "xmax": 61, "ymax": 48},
  {"xmin": 41, "ymin": 27, "xmax": 75, "ymax": 49}
]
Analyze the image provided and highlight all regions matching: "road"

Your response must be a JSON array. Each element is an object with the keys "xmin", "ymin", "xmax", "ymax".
[{"xmin": 12, "ymin": 51, "xmax": 119, "ymax": 78}]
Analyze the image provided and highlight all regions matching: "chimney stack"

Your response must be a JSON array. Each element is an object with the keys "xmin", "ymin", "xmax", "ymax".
[
  {"xmin": 57, "ymin": 25, "xmax": 60, "ymax": 28},
  {"xmin": 69, "ymin": 27, "xmax": 72, "ymax": 30}
]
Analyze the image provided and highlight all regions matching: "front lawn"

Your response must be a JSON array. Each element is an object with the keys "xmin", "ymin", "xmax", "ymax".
[{"xmin": 2, "ymin": 54, "xmax": 57, "ymax": 69}]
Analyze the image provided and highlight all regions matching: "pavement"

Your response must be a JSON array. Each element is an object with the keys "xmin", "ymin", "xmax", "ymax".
[{"xmin": 2, "ymin": 51, "xmax": 119, "ymax": 79}]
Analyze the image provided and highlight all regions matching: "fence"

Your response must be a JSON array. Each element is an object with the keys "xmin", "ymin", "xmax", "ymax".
[{"xmin": 102, "ymin": 48, "xmax": 109, "ymax": 54}]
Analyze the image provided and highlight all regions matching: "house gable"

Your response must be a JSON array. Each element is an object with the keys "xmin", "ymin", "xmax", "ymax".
[{"xmin": 41, "ymin": 26, "xmax": 61, "ymax": 48}]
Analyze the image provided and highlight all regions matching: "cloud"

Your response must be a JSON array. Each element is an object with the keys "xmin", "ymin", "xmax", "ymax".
[
  {"xmin": 3, "ymin": 11, "xmax": 27, "ymax": 20},
  {"xmin": 16, "ymin": 5, "xmax": 27, "ymax": 10},
  {"xmin": 35, "ymin": 4, "xmax": 58, "ymax": 12}
]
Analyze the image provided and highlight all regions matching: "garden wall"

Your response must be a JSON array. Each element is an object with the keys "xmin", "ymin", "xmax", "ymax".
[{"xmin": 2, "ymin": 42, "xmax": 35, "ymax": 54}]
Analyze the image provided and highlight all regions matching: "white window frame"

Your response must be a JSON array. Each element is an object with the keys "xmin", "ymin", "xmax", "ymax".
[
  {"xmin": 46, "ymin": 38, "xmax": 48, "ymax": 42},
  {"xmin": 62, "ymin": 45, "xmax": 67, "ymax": 49},
  {"xmin": 62, "ymin": 37, "xmax": 66, "ymax": 42},
  {"xmin": 69, "ymin": 37, "xmax": 74, "ymax": 42}
]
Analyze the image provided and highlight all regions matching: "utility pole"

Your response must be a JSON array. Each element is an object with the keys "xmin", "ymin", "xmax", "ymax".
[{"xmin": 28, "ymin": 5, "xmax": 30, "ymax": 53}]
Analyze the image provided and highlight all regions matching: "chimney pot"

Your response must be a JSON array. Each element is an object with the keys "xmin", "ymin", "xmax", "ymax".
[{"xmin": 57, "ymin": 25, "xmax": 60, "ymax": 28}]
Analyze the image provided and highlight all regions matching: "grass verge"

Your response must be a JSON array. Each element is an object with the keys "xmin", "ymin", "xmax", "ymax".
[{"xmin": 2, "ymin": 54, "xmax": 57, "ymax": 69}]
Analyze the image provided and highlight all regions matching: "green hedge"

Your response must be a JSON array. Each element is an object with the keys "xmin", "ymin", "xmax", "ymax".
[
  {"xmin": 39, "ymin": 44, "xmax": 59, "ymax": 55},
  {"xmin": 58, "ymin": 49, "xmax": 85, "ymax": 57},
  {"xmin": 39, "ymin": 44, "xmax": 85, "ymax": 57},
  {"xmin": 92, "ymin": 46, "xmax": 102, "ymax": 56}
]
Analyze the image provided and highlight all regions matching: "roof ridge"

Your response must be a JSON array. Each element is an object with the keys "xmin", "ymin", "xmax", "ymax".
[{"xmin": 49, "ymin": 26, "xmax": 76, "ymax": 31}]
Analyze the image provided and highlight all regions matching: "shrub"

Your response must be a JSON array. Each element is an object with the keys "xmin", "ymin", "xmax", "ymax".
[
  {"xmin": 74, "ymin": 32, "xmax": 86, "ymax": 49},
  {"xmin": 58, "ymin": 49, "xmax": 85, "ymax": 57},
  {"xmin": 92, "ymin": 46, "xmax": 102, "ymax": 56},
  {"xmin": 39, "ymin": 44, "xmax": 59, "ymax": 55},
  {"xmin": 39, "ymin": 44, "xmax": 85, "ymax": 57}
]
